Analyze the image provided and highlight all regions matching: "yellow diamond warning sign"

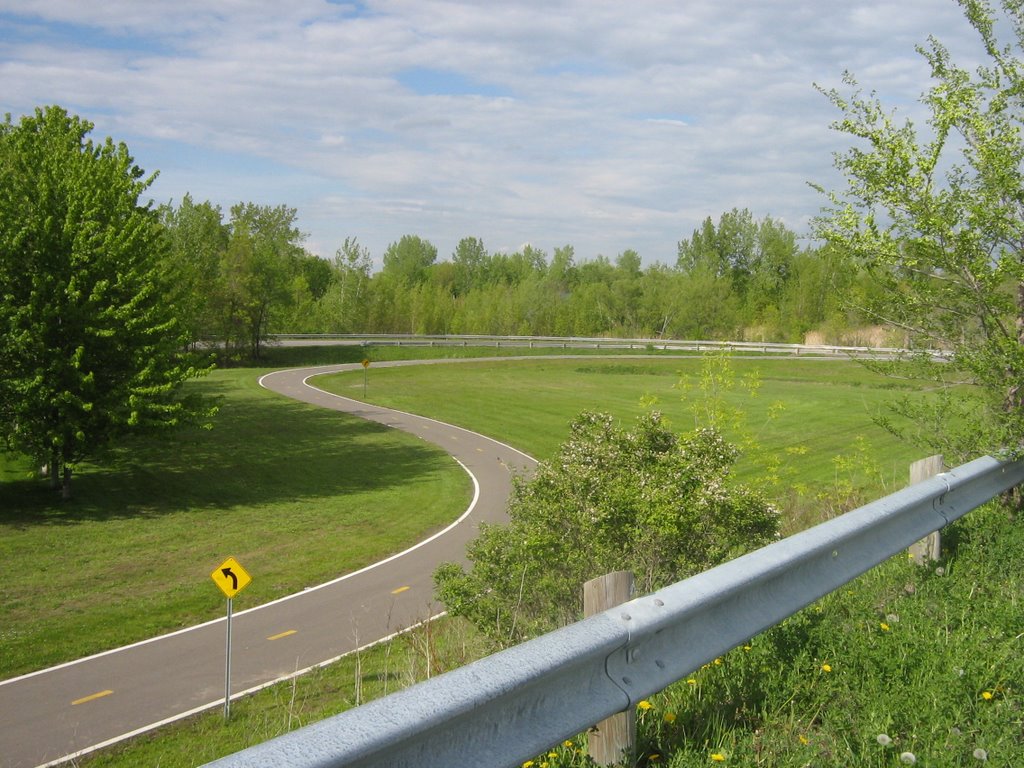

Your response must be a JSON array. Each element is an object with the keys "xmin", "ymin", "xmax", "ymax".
[{"xmin": 211, "ymin": 556, "xmax": 252, "ymax": 599}]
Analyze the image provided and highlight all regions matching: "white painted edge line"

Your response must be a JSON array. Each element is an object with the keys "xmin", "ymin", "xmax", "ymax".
[
  {"xmin": 8, "ymin": 356, "xmax": 539, "ymax": 765},
  {"xmin": 289, "ymin": 364, "xmax": 537, "ymax": 466},
  {"xmin": 0, "ymin": 398, "xmax": 484, "ymax": 689},
  {"xmin": 3, "ymin": 355, "xmax": 536, "ymax": 689},
  {"xmin": 2, "ymin": 459, "xmax": 477, "ymax": 689},
  {"xmin": 257, "ymin": 359, "xmax": 538, "ymax": 465},
  {"xmin": 36, "ymin": 613, "xmax": 448, "ymax": 768}
]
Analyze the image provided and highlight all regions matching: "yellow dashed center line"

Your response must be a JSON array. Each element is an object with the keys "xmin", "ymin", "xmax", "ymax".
[
  {"xmin": 72, "ymin": 690, "xmax": 113, "ymax": 706},
  {"xmin": 267, "ymin": 630, "xmax": 298, "ymax": 641},
  {"xmin": 391, "ymin": 585, "xmax": 411, "ymax": 595}
]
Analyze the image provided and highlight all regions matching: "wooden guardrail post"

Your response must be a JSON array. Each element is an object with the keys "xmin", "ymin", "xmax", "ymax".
[
  {"xmin": 584, "ymin": 571, "xmax": 635, "ymax": 766},
  {"xmin": 908, "ymin": 455, "xmax": 944, "ymax": 564}
]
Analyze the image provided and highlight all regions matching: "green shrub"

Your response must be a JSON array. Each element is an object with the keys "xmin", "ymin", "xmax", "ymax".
[{"xmin": 434, "ymin": 411, "xmax": 779, "ymax": 646}]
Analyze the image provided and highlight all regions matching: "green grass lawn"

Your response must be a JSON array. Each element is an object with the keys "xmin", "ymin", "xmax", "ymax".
[
  {"xmin": 0, "ymin": 350, "xmax": 938, "ymax": 680},
  {"xmin": 315, "ymin": 355, "xmax": 932, "ymax": 521},
  {"xmin": 5, "ymin": 345, "xmax": 1006, "ymax": 768},
  {"xmin": 0, "ymin": 367, "xmax": 470, "ymax": 678},
  {"xmin": 74, "ymin": 350, "xmax": 1024, "ymax": 768},
  {"xmin": 81, "ymin": 503, "xmax": 1024, "ymax": 768}
]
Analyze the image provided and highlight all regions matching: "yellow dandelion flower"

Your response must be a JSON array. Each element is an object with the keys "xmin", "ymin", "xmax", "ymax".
[
  {"xmin": 664, "ymin": 712, "xmax": 677, "ymax": 724},
  {"xmin": 714, "ymin": 657, "xmax": 723, "ymax": 665},
  {"xmin": 711, "ymin": 753, "xmax": 727, "ymax": 762},
  {"xmin": 563, "ymin": 740, "xmax": 573, "ymax": 748},
  {"xmin": 638, "ymin": 699, "xmax": 653, "ymax": 710},
  {"xmin": 880, "ymin": 622, "xmax": 890, "ymax": 632},
  {"xmin": 687, "ymin": 678, "xmax": 697, "ymax": 685},
  {"xmin": 821, "ymin": 663, "xmax": 832, "ymax": 672},
  {"xmin": 649, "ymin": 754, "xmax": 661, "ymax": 762},
  {"xmin": 982, "ymin": 691, "xmax": 994, "ymax": 700},
  {"xmin": 799, "ymin": 735, "xmax": 810, "ymax": 745},
  {"xmin": 743, "ymin": 645, "xmax": 752, "ymax": 651},
  {"xmin": 547, "ymin": 752, "xmax": 558, "ymax": 758},
  {"xmin": 522, "ymin": 762, "xmax": 534, "ymax": 768}
]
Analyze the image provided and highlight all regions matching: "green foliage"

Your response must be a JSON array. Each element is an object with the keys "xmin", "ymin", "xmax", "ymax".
[
  {"xmin": 154, "ymin": 191, "xmax": 858, "ymax": 343},
  {"xmin": 158, "ymin": 194, "xmax": 229, "ymax": 347},
  {"xmin": 316, "ymin": 237, "xmax": 373, "ymax": 333},
  {"xmin": 434, "ymin": 411, "xmax": 778, "ymax": 646},
  {"xmin": 148, "ymin": 174, "xmax": 872, "ymax": 343},
  {"xmin": 226, "ymin": 202, "xmax": 307, "ymax": 356},
  {"xmin": 815, "ymin": 0, "xmax": 1024, "ymax": 459},
  {"xmin": 0, "ymin": 106, "xmax": 212, "ymax": 496},
  {"xmin": 381, "ymin": 233, "xmax": 438, "ymax": 287},
  {"xmin": 508, "ymin": 501, "xmax": 1024, "ymax": 768},
  {"xmin": 675, "ymin": 351, "xmax": 808, "ymax": 511},
  {"xmin": 160, "ymin": 197, "xmax": 313, "ymax": 357},
  {"xmin": 451, "ymin": 235, "xmax": 488, "ymax": 296}
]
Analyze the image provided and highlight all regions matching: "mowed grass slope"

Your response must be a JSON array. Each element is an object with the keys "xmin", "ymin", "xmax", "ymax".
[
  {"xmin": 0, "ymin": 351, "xmax": 940, "ymax": 681},
  {"xmin": 316, "ymin": 355, "xmax": 929, "ymax": 497},
  {"xmin": 0, "ymin": 369, "xmax": 470, "ymax": 679},
  {"xmin": 70, "ymin": 352, "xmax": 1022, "ymax": 768}
]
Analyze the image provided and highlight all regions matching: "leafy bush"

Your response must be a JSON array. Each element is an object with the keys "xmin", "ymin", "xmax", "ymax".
[{"xmin": 434, "ymin": 410, "xmax": 779, "ymax": 645}]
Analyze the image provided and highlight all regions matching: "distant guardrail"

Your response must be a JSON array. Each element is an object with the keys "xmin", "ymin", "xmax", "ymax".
[
  {"xmin": 266, "ymin": 333, "xmax": 949, "ymax": 360},
  {"xmin": 205, "ymin": 455, "xmax": 1020, "ymax": 768}
]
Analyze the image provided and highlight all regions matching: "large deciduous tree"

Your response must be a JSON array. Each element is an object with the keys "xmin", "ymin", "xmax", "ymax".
[
  {"xmin": 159, "ymin": 194, "xmax": 229, "ymax": 348},
  {"xmin": 224, "ymin": 202, "xmax": 305, "ymax": 357},
  {"xmin": 0, "ymin": 106, "xmax": 210, "ymax": 497},
  {"xmin": 381, "ymin": 234, "xmax": 437, "ymax": 287},
  {"xmin": 816, "ymin": 0, "xmax": 1024, "ymax": 460}
]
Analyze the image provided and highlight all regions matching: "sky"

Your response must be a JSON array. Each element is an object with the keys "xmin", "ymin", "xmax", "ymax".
[{"xmin": 0, "ymin": 0, "xmax": 992, "ymax": 269}]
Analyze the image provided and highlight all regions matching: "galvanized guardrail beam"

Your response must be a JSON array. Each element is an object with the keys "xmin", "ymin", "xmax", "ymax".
[
  {"xmin": 266, "ymin": 333, "xmax": 948, "ymax": 359},
  {"xmin": 205, "ymin": 455, "xmax": 1021, "ymax": 768}
]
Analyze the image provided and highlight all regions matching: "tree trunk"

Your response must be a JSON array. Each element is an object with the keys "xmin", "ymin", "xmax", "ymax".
[
  {"xmin": 1002, "ymin": 280, "xmax": 1024, "ymax": 509},
  {"xmin": 1008, "ymin": 280, "xmax": 1024, "ymax": 427},
  {"xmin": 61, "ymin": 449, "xmax": 73, "ymax": 500},
  {"xmin": 49, "ymin": 449, "xmax": 60, "ymax": 491}
]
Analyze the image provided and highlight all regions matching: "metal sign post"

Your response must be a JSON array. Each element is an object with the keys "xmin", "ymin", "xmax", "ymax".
[
  {"xmin": 224, "ymin": 597, "xmax": 233, "ymax": 720},
  {"xmin": 211, "ymin": 556, "xmax": 253, "ymax": 721},
  {"xmin": 361, "ymin": 358, "xmax": 370, "ymax": 397}
]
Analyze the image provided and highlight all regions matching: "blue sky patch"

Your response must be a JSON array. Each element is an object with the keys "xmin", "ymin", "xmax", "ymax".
[
  {"xmin": 0, "ymin": 12, "xmax": 175, "ymax": 56},
  {"xmin": 396, "ymin": 67, "xmax": 509, "ymax": 98}
]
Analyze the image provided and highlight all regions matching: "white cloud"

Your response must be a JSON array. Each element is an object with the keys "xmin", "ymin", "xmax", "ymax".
[{"xmin": 0, "ymin": 0, "xmax": 992, "ymax": 266}]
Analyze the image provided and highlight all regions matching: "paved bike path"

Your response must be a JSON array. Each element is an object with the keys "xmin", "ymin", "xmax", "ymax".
[{"xmin": 0, "ymin": 361, "xmax": 535, "ymax": 768}]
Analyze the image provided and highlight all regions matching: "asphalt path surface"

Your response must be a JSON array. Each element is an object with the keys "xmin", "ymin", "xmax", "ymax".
[{"xmin": 0, "ymin": 361, "xmax": 536, "ymax": 768}]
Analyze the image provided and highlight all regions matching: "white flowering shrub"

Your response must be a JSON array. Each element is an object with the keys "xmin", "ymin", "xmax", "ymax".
[{"xmin": 435, "ymin": 410, "xmax": 779, "ymax": 645}]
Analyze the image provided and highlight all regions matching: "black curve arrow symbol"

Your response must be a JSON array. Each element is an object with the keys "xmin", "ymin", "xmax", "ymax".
[{"xmin": 221, "ymin": 568, "xmax": 238, "ymax": 590}]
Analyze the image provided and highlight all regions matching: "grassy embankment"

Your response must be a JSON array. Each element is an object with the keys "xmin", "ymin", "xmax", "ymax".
[
  {"xmin": 6, "ymin": 346, "xmax": 1018, "ymax": 766},
  {"xmin": 317, "ymin": 355, "xmax": 1024, "ymax": 766},
  {"xmin": 318, "ymin": 354, "xmax": 930, "ymax": 529},
  {"xmin": 0, "ymin": 362, "xmax": 470, "ymax": 678}
]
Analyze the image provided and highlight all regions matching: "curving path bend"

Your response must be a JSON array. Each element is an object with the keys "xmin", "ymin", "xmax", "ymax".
[{"xmin": 0, "ymin": 361, "xmax": 536, "ymax": 768}]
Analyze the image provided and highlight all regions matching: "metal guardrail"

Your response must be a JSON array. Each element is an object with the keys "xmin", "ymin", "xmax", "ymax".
[
  {"xmin": 204, "ymin": 455, "xmax": 1021, "ymax": 768},
  {"xmin": 267, "ymin": 333, "xmax": 949, "ymax": 359}
]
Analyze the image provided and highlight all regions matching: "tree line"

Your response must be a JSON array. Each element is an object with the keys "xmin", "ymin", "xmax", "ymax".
[
  {"xmin": 5, "ymin": 0, "xmax": 1024, "ymax": 496},
  {"xmin": 160, "ymin": 204, "xmax": 884, "ymax": 357}
]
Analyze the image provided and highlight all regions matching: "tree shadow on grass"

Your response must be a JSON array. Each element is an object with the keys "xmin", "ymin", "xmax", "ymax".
[{"xmin": 0, "ymin": 378, "xmax": 459, "ymax": 525}]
